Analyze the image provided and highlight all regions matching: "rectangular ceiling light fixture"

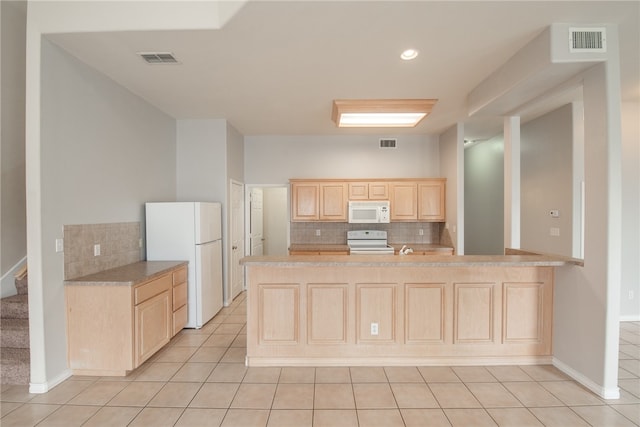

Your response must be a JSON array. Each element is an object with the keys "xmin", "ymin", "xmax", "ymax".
[{"xmin": 332, "ymin": 99, "xmax": 438, "ymax": 128}]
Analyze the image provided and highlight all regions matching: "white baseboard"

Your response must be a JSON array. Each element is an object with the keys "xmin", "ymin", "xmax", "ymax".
[
  {"xmin": 29, "ymin": 369, "xmax": 72, "ymax": 394},
  {"xmin": 552, "ymin": 357, "xmax": 620, "ymax": 400},
  {"xmin": 620, "ymin": 315, "xmax": 640, "ymax": 322}
]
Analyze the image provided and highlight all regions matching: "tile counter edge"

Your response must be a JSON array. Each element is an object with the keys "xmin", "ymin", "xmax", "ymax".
[
  {"xmin": 64, "ymin": 260, "xmax": 188, "ymax": 286},
  {"xmin": 240, "ymin": 254, "xmax": 568, "ymax": 267}
]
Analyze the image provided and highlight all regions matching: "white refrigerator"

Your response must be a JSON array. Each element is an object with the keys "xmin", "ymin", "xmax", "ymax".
[{"xmin": 145, "ymin": 202, "xmax": 223, "ymax": 328}]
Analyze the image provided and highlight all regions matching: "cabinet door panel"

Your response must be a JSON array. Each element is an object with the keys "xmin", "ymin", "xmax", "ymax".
[
  {"xmin": 348, "ymin": 182, "xmax": 369, "ymax": 200},
  {"xmin": 368, "ymin": 182, "xmax": 389, "ymax": 200},
  {"xmin": 259, "ymin": 285, "xmax": 299, "ymax": 344},
  {"xmin": 291, "ymin": 183, "xmax": 319, "ymax": 221},
  {"xmin": 418, "ymin": 181, "xmax": 445, "ymax": 221},
  {"xmin": 405, "ymin": 284, "xmax": 446, "ymax": 343},
  {"xmin": 320, "ymin": 183, "xmax": 347, "ymax": 221},
  {"xmin": 454, "ymin": 283, "xmax": 496, "ymax": 344},
  {"xmin": 308, "ymin": 285, "xmax": 348, "ymax": 343},
  {"xmin": 135, "ymin": 290, "xmax": 171, "ymax": 366},
  {"xmin": 503, "ymin": 283, "xmax": 543, "ymax": 343},
  {"xmin": 357, "ymin": 284, "xmax": 396, "ymax": 342},
  {"xmin": 390, "ymin": 183, "xmax": 418, "ymax": 220}
]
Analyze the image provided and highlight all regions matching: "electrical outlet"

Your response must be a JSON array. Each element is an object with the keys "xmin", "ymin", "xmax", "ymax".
[
  {"xmin": 370, "ymin": 322, "xmax": 379, "ymax": 336},
  {"xmin": 55, "ymin": 238, "xmax": 64, "ymax": 253},
  {"xmin": 418, "ymin": 229, "xmax": 424, "ymax": 236},
  {"xmin": 315, "ymin": 229, "xmax": 321, "ymax": 236},
  {"xmin": 550, "ymin": 227, "xmax": 560, "ymax": 237},
  {"xmin": 94, "ymin": 244, "xmax": 101, "ymax": 256},
  {"xmin": 139, "ymin": 238, "xmax": 143, "ymax": 248}
]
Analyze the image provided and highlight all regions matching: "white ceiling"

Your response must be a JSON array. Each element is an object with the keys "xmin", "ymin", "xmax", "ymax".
[{"xmin": 46, "ymin": 1, "xmax": 639, "ymax": 140}]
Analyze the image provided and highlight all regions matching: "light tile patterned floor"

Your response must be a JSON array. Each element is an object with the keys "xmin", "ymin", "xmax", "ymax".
[{"xmin": 1, "ymin": 293, "xmax": 638, "ymax": 426}]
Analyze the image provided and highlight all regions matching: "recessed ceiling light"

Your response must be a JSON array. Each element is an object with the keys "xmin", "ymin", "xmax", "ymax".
[
  {"xmin": 400, "ymin": 49, "xmax": 419, "ymax": 61},
  {"xmin": 331, "ymin": 99, "xmax": 438, "ymax": 128}
]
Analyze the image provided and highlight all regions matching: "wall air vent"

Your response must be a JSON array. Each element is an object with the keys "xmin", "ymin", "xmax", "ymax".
[
  {"xmin": 138, "ymin": 52, "xmax": 179, "ymax": 64},
  {"xmin": 379, "ymin": 138, "xmax": 397, "ymax": 149},
  {"xmin": 569, "ymin": 28, "xmax": 606, "ymax": 53}
]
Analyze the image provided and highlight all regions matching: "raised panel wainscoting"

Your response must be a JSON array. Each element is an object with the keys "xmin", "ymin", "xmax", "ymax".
[{"xmin": 244, "ymin": 260, "xmax": 556, "ymax": 367}]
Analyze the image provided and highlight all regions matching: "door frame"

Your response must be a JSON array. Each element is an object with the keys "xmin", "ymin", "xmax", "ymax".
[
  {"xmin": 244, "ymin": 184, "xmax": 290, "ymax": 257},
  {"xmin": 228, "ymin": 179, "xmax": 245, "ymax": 304}
]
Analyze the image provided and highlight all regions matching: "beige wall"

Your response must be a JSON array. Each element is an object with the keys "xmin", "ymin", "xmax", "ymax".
[
  {"xmin": 464, "ymin": 135, "xmax": 505, "ymax": 255},
  {"xmin": 36, "ymin": 39, "xmax": 177, "ymax": 386},
  {"xmin": 244, "ymin": 134, "xmax": 440, "ymax": 185},
  {"xmin": 439, "ymin": 123, "xmax": 464, "ymax": 254},
  {"xmin": 520, "ymin": 104, "xmax": 574, "ymax": 257},
  {"xmin": 620, "ymin": 101, "xmax": 640, "ymax": 319},
  {"xmin": 0, "ymin": 1, "xmax": 27, "ymax": 296}
]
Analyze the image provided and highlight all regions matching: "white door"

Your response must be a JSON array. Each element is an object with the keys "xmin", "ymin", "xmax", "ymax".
[
  {"xmin": 230, "ymin": 181, "xmax": 245, "ymax": 299},
  {"xmin": 250, "ymin": 188, "xmax": 264, "ymax": 255}
]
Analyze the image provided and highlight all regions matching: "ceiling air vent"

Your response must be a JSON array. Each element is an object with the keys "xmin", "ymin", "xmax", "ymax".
[
  {"xmin": 138, "ymin": 52, "xmax": 179, "ymax": 64},
  {"xmin": 379, "ymin": 138, "xmax": 397, "ymax": 149},
  {"xmin": 569, "ymin": 28, "xmax": 606, "ymax": 53}
]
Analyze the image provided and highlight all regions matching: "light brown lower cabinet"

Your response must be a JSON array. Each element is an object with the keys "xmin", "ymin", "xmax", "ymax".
[
  {"xmin": 172, "ymin": 267, "xmax": 188, "ymax": 336},
  {"xmin": 66, "ymin": 265, "xmax": 186, "ymax": 376}
]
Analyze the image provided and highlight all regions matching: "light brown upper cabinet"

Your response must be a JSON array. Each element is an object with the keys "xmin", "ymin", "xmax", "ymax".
[
  {"xmin": 291, "ymin": 182, "xmax": 319, "ymax": 221},
  {"xmin": 291, "ymin": 180, "xmax": 348, "ymax": 222},
  {"xmin": 418, "ymin": 179, "xmax": 446, "ymax": 221},
  {"xmin": 320, "ymin": 182, "xmax": 348, "ymax": 221},
  {"xmin": 348, "ymin": 182, "xmax": 389, "ymax": 200},
  {"xmin": 391, "ymin": 179, "xmax": 446, "ymax": 222},
  {"xmin": 292, "ymin": 178, "xmax": 444, "ymax": 223},
  {"xmin": 390, "ymin": 182, "xmax": 418, "ymax": 221}
]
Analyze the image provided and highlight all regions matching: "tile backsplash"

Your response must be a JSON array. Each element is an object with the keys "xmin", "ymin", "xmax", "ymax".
[
  {"xmin": 64, "ymin": 222, "xmax": 142, "ymax": 280},
  {"xmin": 290, "ymin": 222, "xmax": 442, "ymax": 245}
]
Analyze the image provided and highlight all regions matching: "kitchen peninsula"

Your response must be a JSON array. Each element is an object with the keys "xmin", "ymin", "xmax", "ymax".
[{"xmin": 241, "ymin": 254, "xmax": 569, "ymax": 367}]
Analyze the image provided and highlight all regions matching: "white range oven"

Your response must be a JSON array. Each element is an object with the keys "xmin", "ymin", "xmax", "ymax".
[{"xmin": 347, "ymin": 230, "xmax": 395, "ymax": 255}]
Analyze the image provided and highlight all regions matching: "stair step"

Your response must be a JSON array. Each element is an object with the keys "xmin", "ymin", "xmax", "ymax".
[
  {"xmin": 0, "ymin": 318, "xmax": 29, "ymax": 348},
  {"xmin": 0, "ymin": 294, "xmax": 29, "ymax": 319},
  {"xmin": 1, "ymin": 347, "xmax": 30, "ymax": 385},
  {"xmin": 15, "ymin": 276, "xmax": 28, "ymax": 295}
]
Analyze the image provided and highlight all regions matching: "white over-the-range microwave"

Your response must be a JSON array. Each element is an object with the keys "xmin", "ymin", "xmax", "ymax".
[{"xmin": 348, "ymin": 201, "xmax": 390, "ymax": 223}]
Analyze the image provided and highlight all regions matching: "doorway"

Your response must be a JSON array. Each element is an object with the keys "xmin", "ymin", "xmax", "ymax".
[
  {"xmin": 230, "ymin": 180, "xmax": 245, "ymax": 300},
  {"xmin": 247, "ymin": 185, "xmax": 289, "ymax": 256}
]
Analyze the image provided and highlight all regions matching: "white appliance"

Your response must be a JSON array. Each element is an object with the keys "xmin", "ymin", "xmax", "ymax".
[
  {"xmin": 347, "ymin": 230, "xmax": 395, "ymax": 255},
  {"xmin": 348, "ymin": 201, "xmax": 390, "ymax": 224},
  {"xmin": 145, "ymin": 202, "xmax": 223, "ymax": 328}
]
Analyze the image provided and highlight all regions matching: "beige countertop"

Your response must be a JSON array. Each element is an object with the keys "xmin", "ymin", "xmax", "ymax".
[
  {"xmin": 64, "ymin": 261, "xmax": 188, "ymax": 286},
  {"xmin": 241, "ymin": 254, "xmax": 569, "ymax": 267}
]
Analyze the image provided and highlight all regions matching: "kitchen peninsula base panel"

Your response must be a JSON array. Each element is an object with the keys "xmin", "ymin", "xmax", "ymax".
[{"xmin": 246, "ymin": 264, "xmax": 554, "ymax": 367}]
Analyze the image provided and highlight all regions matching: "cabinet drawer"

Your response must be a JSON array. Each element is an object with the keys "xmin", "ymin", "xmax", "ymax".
[
  {"xmin": 135, "ymin": 274, "xmax": 172, "ymax": 305},
  {"xmin": 173, "ymin": 304, "xmax": 188, "ymax": 336},
  {"xmin": 173, "ymin": 281, "xmax": 188, "ymax": 310},
  {"xmin": 173, "ymin": 267, "xmax": 187, "ymax": 286}
]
